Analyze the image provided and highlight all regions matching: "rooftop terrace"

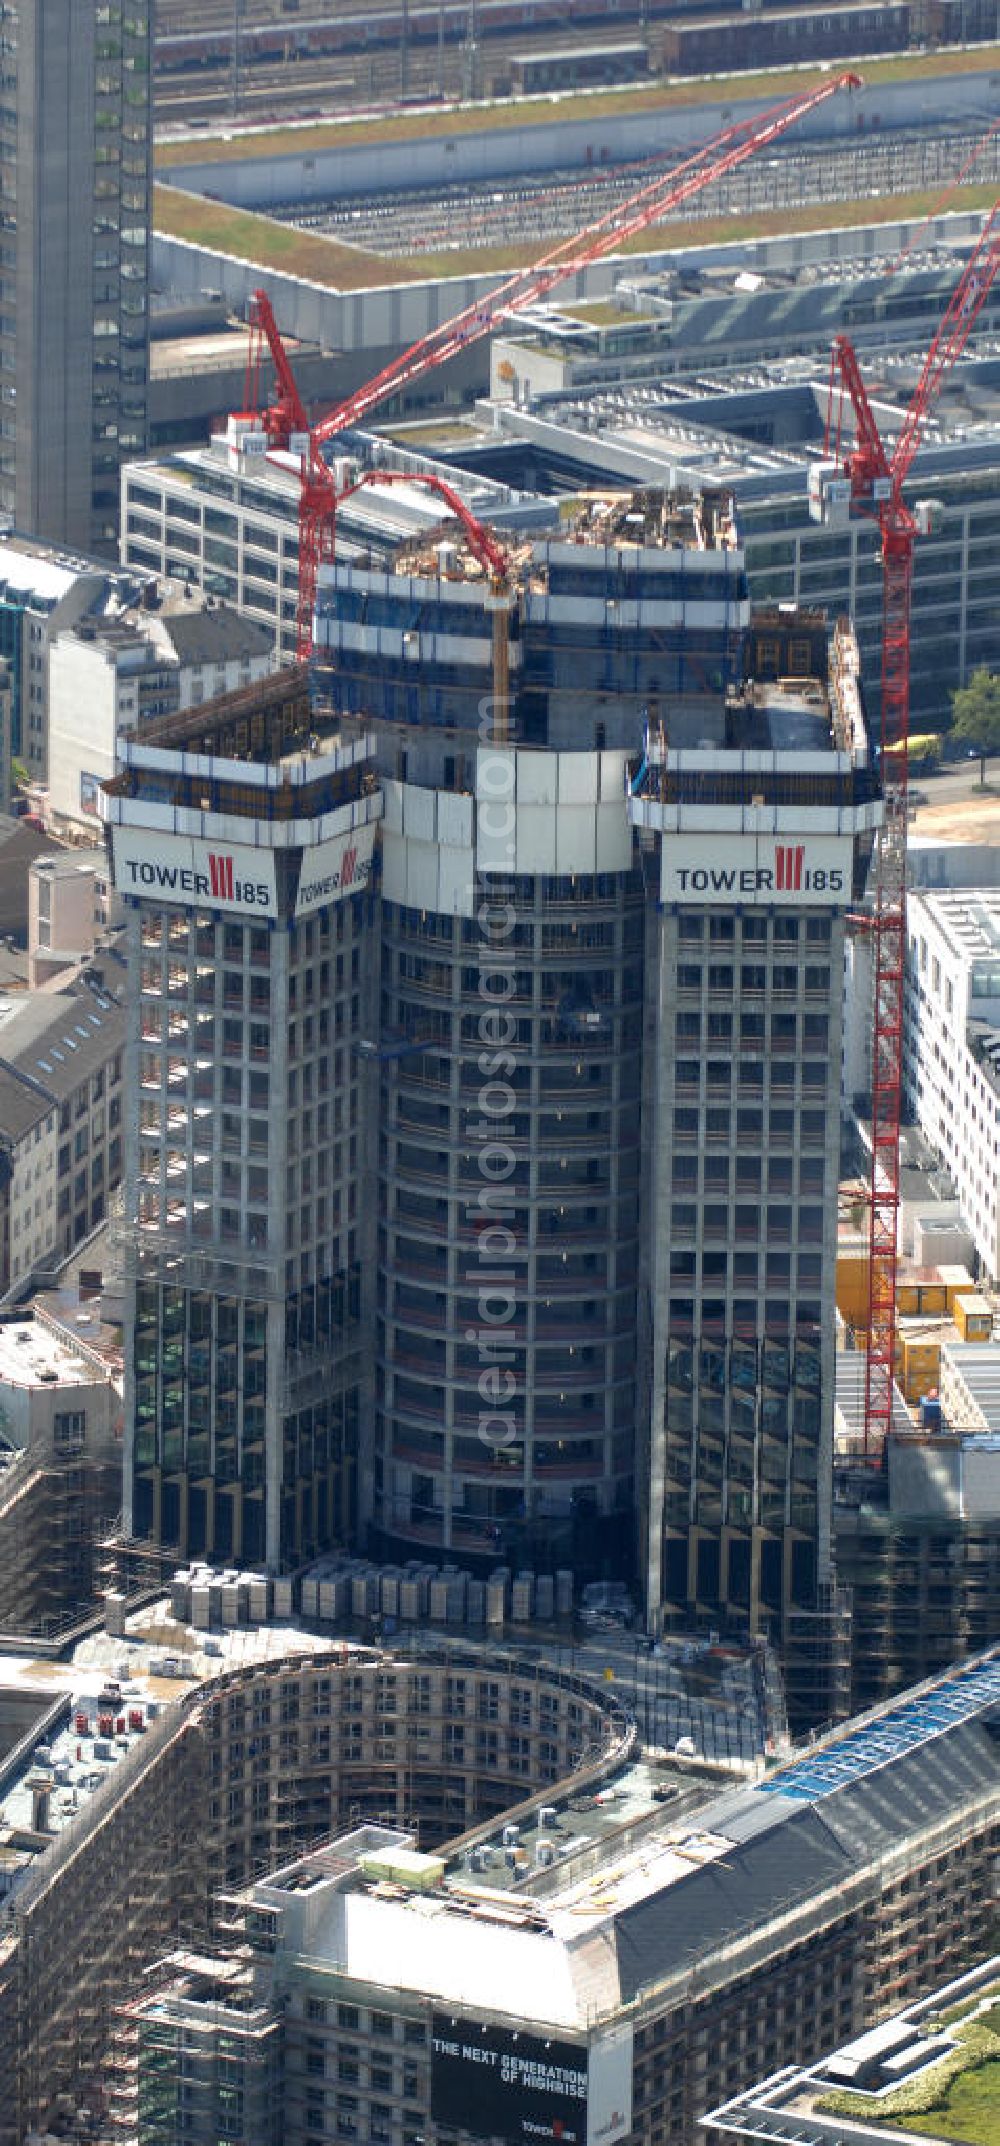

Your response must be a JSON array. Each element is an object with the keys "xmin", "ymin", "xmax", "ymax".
[
  {"xmin": 225, "ymin": 1646, "xmax": 1000, "ymax": 2031},
  {"xmin": 706, "ymin": 1955, "xmax": 1000, "ymax": 2146},
  {"xmin": 0, "ymin": 1316, "xmax": 107, "ymax": 1394}
]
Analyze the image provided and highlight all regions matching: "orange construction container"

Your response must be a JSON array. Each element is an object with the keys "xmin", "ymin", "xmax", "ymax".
[
  {"xmin": 954, "ymin": 1293, "xmax": 993, "ymax": 1343},
  {"xmin": 899, "ymin": 1333, "xmax": 941, "ymax": 1404},
  {"xmin": 936, "ymin": 1264, "xmax": 976, "ymax": 1314},
  {"xmin": 836, "ymin": 1251, "xmax": 869, "ymax": 1326}
]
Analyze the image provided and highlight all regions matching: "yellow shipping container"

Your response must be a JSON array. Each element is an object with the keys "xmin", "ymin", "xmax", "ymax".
[
  {"xmin": 836, "ymin": 1252, "xmax": 869, "ymax": 1325},
  {"xmin": 936, "ymin": 1264, "xmax": 976, "ymax": 1313},
  {"xmin": 899, "ymin": 1334, "xmax": 941, "ymax": 1403},
  {"xmin": 896, "ymin": 1281, "xmax": 919, "ymax": 1316},
  {"xmin": 954, "ymin": 1293, "xmax": 993, "ymax": 1343},
  {"xmin": 917, "ymin": 1283, "xmax": 946, "ymax": 1316}
]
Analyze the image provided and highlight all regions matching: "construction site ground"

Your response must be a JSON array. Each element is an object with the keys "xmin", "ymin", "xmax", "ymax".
[{"xmin": 910, "ymin": 764, "xmax": 1000, "ymax": 845}]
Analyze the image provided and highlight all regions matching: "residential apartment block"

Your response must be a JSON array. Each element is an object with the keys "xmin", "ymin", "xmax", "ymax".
[
  {"xmin": 0, "ymin": 534, "xmax": 126, "ymax": 785},
  {"xmin": 27, "ymin": 846, "xmax": 121, "ymax": 988},
  {"xmin": 0, "ymin": 969, "xmax": 124, "ymax": 1297}
]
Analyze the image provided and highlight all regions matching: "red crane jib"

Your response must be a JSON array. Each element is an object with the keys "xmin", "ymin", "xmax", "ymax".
[
  {"xmin": 311, "ymin": 73, "xmax": 862, "ymax": 445},
  {"xmin": 336, "ymin": 469, "xmax": 509, "ymax": 582},
  {"xmin": 243, "ymin": 289, "xmax": 309, "ymax": 446},
  {"xmin": 237, "ymin": 71, "xmax": 862, "ymax": 655}
]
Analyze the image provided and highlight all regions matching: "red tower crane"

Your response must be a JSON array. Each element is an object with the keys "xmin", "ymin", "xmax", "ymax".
[
  {"xmin": 240, "ymin": 70, "xmax": 861, "ymax": 654},
  {"xmin": 242, "ymin": 288, "xmax": 310, "ymax": 448},
  {"xmin": 820, "ymin": 200, "xmax": 1000, "ymax": 1458}
]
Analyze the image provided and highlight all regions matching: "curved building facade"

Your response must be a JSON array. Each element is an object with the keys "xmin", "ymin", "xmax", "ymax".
[
  {"xmin": 0, "ymin": 1627, "xmax": 631, "ymax": 2144},
  {"xmin": 377, "ymin": 866, "xmax": 645, "ymax": 1568},
  {"xmin": 313, "ymin": 487, "xmax": 749, "ymax": 1580}
]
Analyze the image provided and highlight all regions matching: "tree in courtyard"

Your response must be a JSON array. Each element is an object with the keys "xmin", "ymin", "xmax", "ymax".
[{"xmin": 950, "ymin": 668, "xmax": 1000, "ymax": 785}]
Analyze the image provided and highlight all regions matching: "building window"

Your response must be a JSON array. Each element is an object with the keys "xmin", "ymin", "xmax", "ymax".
[{"xmin": 54, "ymin": 1410, "xmax": 85, "ymax": 1452}]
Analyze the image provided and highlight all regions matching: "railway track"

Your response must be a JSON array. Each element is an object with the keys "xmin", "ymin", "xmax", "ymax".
[
  {"xmin": 157, "ymin": 65, "xmax": 361, "ymax": 126},
  {"xmin": 154, "ymin": 13, "xmax": 646, "ymax": 125},
  {"xmin": 154, "ymin": 0, "xmax": 662, "ymax": 125}
]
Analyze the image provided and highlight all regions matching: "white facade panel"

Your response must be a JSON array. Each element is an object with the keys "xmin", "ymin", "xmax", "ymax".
[
  {"xmin": 558, "ymin": 751, "xmax": 600, "ymax": 805},
  {"xmin": 516, "ymin": 803, "xmax": 557, "ymax": 874},
  {"xmin": 476, "ymin": 748, "xmax": 516, "ymax": 873},
  {"xmin": 517, "ymin": 751, "xmax": 558, "ymax": 805},
  {"xmin": 405, "ymin": 838, "xmax": 440, "ymax": 913},
  {"xmin": 476, "ymin": 747, "xmax": 515, "ymax": 796},
  {"xmin": 596, "ymin": 802, "xmax": 633, "ymax": 872},
  {"xmin": 556, "ymin": 804, "xmax": 597, "ymax": 874},
  {"xmin": 437, "ymin": 791, "xmax": 474, "ymax": 849},
  {"xmin": 426, "ymin": 633, "xmax": 494, "ymax": 667},
  {"xmin": 600, "ymin": 752, "xmax": 629, "ymax": 803},
  {"xmin": 381, "ymin": 832, "xmax": 407, "ymax": 907},
  {"xmin": 402, "ymin": 784, "xmax": 436, "ymax": 843},
  {"xmin": 438, "ymin": 846, "xmax": 476, "ymax": 918},
  {"xmin": 540, "ymin": 594, "xmax": 746, "ymax": 632}
]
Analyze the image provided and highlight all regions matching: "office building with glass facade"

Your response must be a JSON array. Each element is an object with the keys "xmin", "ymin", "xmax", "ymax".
[
  {"xmin": 0, "ymin": 0, "xmax": 152, "ymax": 554},
  {"xmin": 105, "ymin": 668, "xmax": 381, "ymax": 1568}
]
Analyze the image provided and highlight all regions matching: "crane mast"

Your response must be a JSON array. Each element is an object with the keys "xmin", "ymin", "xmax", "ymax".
[
  {"xmin": 824, "ymin": 202, "xmax": 1000, "ymax": 1458},
  {"xmin": 242, "ymin": 289, "xmax": 309, "ymax": 448}
]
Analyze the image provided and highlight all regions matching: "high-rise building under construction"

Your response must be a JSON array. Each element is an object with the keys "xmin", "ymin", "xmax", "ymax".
[
  {"xmin": 109, "ymin": 488, "xmax": 879, "ymax": 1715},
  {"xmin": 105, "ymin": 671, "xmax": 381, "ymax": 1569}
]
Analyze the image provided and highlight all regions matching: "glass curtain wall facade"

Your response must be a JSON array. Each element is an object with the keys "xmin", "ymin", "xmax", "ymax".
[
  {"xmin": 108, "ymin": 672, "xmax": 379, "ymax": 1570},
  {"xmin": 377, "ymin": 869, "xmax": 645, "ymax": 1570},
  {"xmin": 633, "ymin": 609, "xmax": 879, "ymax": 1718},
  {"xmin": 0, "ymin": 0, "xmax": 151, "ymax": 553},
  {"xmin": 312, "ymin": 490, "xmax": 750, "ymax": 1584}
]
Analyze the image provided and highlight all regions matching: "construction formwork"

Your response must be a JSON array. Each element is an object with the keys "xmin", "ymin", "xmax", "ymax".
[
  {"xmin": 0, "ymin": 1705, "xmax": 209, "ymax": 2146},
  {"xmin": 0, "ymin": 1451, "xmax": 122, "ymax": 1639}
]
